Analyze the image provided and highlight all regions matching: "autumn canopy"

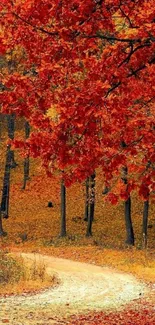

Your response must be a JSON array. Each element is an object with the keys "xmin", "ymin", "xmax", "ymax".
[{"xmin": 0, "ymin": 0, "xmax": 155, "ymax": 202}]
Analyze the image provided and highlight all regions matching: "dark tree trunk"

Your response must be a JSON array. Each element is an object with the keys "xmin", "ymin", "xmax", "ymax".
[
  {"xmin": 25, "ymin": 121, "xmax": 30, "ymax": 139},
  {"xmin": 0, "ymin": 211, "xmax": 4, "ymax": 236},
  {"xmin": 60, "ymin": 179, "xmax": 66, "ymax": 237},
  {"xmin": 7, "ymin": 113, "xmax": 15, "ymax": 140},
  {"xmin": 7, "ymin": 113, "xmax": 17, "ymax": 168},
  {"xmin": 1, "ymin": 146, "xmax": 12, "ymax": 219},
  {"xmin": 23, "ymin": 157, "xmax": 30, "ymax": 190},
  {"xmin": 122, "ymin": 166, "xmax": 134, "ymax": 246},
  {"xmin": 142, "ymin": 200, "xmax": 149, "ymax": 249},
  {"xmin": 22, "ymin": 121, "xmax": 30, "ymax": 189},
  {"xmin": 86, "ymin": 172, "xmax": 96, "ymax": 237},
  {"xmin": 124, "ymin": 196, "xmax": 134, "ymax": 245},
  {"xmin": 84, "ymin": 177, "xmax": 89, "ymax": 221}
]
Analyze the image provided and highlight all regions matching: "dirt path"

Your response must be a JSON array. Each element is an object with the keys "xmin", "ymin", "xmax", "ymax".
[{"xmin": 0, "ymin": 253, "xmax": 149, "ymax": 324}]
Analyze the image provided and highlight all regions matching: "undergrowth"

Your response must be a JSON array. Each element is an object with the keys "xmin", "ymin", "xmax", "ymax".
[
  {"xmin": 0, "ymin": 251, "xmax": 22, "ymax": 284},
  {"xmin": 0, "ymin": 251, "xmax": 58, "ymax": 295}
]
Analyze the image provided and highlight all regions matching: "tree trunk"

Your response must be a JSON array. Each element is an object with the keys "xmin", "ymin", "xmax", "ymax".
[
  {"xmin": 0, "ymin": 211, "xmax": 4, "ymax": 236},
  {"xmin": 142, "ymin": 200, "xmax": 149, "ymax": 249},
  {"xmin": 60, "ymin": 179, "xmax": 66, "ymax": 237},
  {"xmin": 84, "ymin": 177, "xmax": 89, "ymax": 221},
  {"xmin": 124, "ymin": 196, "xmax": 134, "ymax": 245},
  {"xmin": 122, "ymin": 166, "xmax": 134, "ymax": 246},
  {"xmin": 7, "ymin": 113, "xmax": 17, "ymax": 168},
  {"xmin": 25, "ymin": 121, "xmax": 30, "ymax": 139},
  {"xmin": 22, "ymin": 121, "xmax": 30, "ymax": 189},
  {"xmin": 86, "ymin": 172, "xmax": 96, "ymax": 237},
  {"xmin": 7, "ymin": 113, "xmax": 15, "ymax": 140},
  {"xmin": 23, "ymin": 157, "xmax": 30, "ymax": 190},
  {"xmin": 1, "ymin": 146, "xmax": 12, "ymax": 219}
]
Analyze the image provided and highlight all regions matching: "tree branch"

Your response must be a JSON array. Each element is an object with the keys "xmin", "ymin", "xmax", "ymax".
[
  {"xmin": 13, "ymin": 12, "xmax": 58, "ymax": 37},
  {"xmin": 84, "ymin": 32, "xmax": 141, "ymax": 43}
]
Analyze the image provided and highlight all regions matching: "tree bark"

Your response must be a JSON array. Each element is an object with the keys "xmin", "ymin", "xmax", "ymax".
[
  {"xmin": 7, "ymin": 113, "xmax": 17, "ymax": 168},
  {"xmin": 25, "ymin": 121, "xmax": 30, "ymax": 139},
  {"xmin": 1, "ymin": 146, "xmax": 12, "ymax": 219},
  {"xmin": 142, "ymin": 199, "xmax": 149, "ymax": 249},
  {"xmin": 22, "ymin": 121, "xmax": 30, "ymax": 189},
  {"xmin": 23, "ymin": 157, "xmax": 30, "ymax": 190},
  {"xmin": 86, "ymin": 172, "xmax": 96, "ymax": 237},
  {"xmin": 84, "ymin": 177, "xmax": 89, "ymax": 221},
  {"xmin": 0, "ymin": 211, "xmax": 4, "ymax": 236},
  {"xmin": 122, "ymin": 166, "xmax": 134, "ymax": 246},
  {"xmin": 60, "ymin": 179, "xmax": 66, "ymax": 237},
  {"xmin": 124, "ymin": 196, "xmax": 134, "ymax": 245},
  {"xmin": 7, "ymin": 113, "xmax": 15, "ymax": 140}
]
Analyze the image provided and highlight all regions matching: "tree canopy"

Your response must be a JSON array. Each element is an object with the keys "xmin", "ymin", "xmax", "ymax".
[{"xmin": 0, "ymin": 0, "xmax": 155, "ymax": 202}]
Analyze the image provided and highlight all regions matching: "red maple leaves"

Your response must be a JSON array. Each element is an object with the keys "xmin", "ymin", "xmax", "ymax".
[
  {"xmin": 0, "ymin": 0, "xmax": 155, "ymax": 199},
  {"xmin": 69, "ymin": 303, "xmax": 155, "ymax": 325}
]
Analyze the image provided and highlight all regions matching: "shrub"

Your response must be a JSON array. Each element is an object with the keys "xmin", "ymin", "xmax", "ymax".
[{"xmin": 0, "ymin": 251, "xmax": 23, "ymax": 284}]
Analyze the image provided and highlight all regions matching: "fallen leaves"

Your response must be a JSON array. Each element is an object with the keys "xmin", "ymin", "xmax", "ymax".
[{"xmin": 69, "ymin": 304, "xmax": 155, "ymax": 325}]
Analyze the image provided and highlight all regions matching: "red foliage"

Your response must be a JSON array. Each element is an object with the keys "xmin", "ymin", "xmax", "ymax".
[
  {"xmin": 0, "ymin": 0, "xmax": 155, "ymax": 199},
  {"xmin": 69, "ymin": 303, "xmax": 155, "ymax": 325}
]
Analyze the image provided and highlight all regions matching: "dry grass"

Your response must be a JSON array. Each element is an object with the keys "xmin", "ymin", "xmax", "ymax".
[
  {"xmin": 0, "ymin": 251, "xmax": 22, "ymax": 285},
  {"xmin": 0, "ymin": 251, "xmax": 59, "ymax": 296}
]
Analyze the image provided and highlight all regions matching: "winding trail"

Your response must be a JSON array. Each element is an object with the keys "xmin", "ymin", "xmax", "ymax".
[{"xmin": 0, "ymin": 253, "xmax": 148, "ymax": 324}]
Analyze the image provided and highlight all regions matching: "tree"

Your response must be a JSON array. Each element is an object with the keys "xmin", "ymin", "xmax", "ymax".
[
  {"xmin": 0, "ymin": 145, "xmax": 12, "ymax": 221},
  {"xmin": 22, "ymin": 121, "xmax": 30, "ymax": 189},
  {"xmin": 0, "ymin": 0, "xmax": 154, "ymax": 202},
  {"xmin": 86, "ymin": 172, "xmax": 96, "ymax": 237},
  {"xmin": 84, "ymin": 177, "xmax": 90, "ymax": 222},
  {"xmin": 7, "ymin": 113, "xmax": 17, "ymax": 168},
  {"xmin": 121, "ymin": 166, "xmax": 134, "ymax": 246},
  {"xmin": 142, "ymin": 200, "xmax": 149, "ymax": 249},
  {"xmin": 60, "ymin": 178, "xmax": 66, "ymax": 237},
  {"xmin": 0, "ymin": 211, "xmax": 4, "ymax": 236},
  {"xmin": 0, "ymin": 113, "xmax": 17, "ymax": 223}
]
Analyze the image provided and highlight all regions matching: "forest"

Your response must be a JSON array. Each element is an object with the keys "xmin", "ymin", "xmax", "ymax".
[{"xmin": 0, "ymin": 0, "xmax": 155, "ymax": 324}]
